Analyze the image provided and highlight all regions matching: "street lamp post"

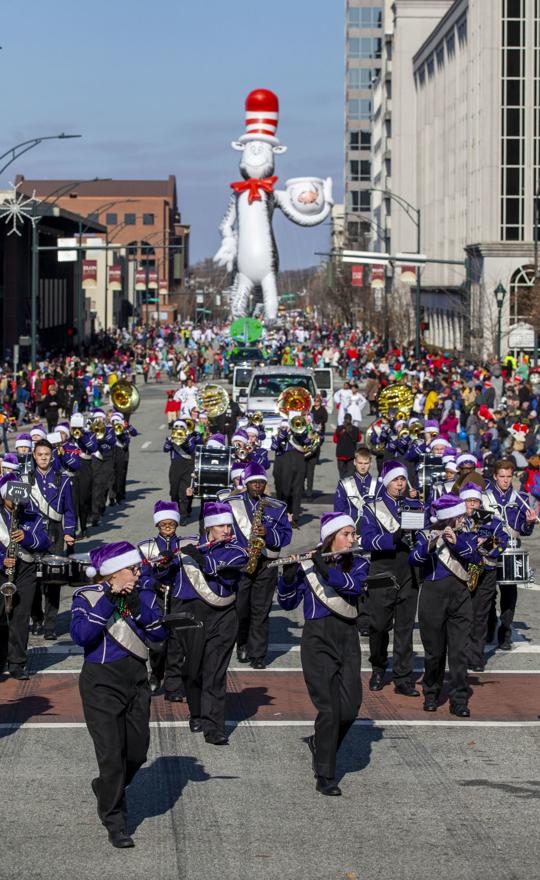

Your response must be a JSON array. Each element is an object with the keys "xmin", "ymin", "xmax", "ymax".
[
  {"xmin": 494, "ymin": 282, "xmax": 506, "ymax": 362},
  {"xmin": 370, "ymin": 188, "xmax": 422, "ymax": 359},
  {"xmin": 0, "ymin": 133, "xmax": 81, "ymax": 177}
]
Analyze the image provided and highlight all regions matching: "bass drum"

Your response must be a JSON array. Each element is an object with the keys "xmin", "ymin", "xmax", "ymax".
[
  {"xmin": 496, "ymin": 549, "xmax": 531, "ymax": 585},
  {"xmin": 70, "ymin": 552, "xmax": 92, "ymax": 586},
  {"xmin": 37, "ymin": 554, "xmax": 72, "ymax": 586},
  {"xmin": 193, "ymin": 446, "xmax": 234, "ymax": 500}
]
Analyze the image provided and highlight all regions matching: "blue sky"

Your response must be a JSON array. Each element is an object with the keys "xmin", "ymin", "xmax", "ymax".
[{"xmin": 1, "ymin": 0, "xmax": 344, "ymax": 269}]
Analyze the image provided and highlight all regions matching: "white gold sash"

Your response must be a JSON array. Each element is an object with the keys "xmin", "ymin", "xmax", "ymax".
[
  {"xmin": 30, "ymin": 482, "xmax": 62, "ymax": 522},
  {"xmin": 301, "ymin": 561, "xmax": 357, "ymax": 620},
  {"xmin": 79, "ymin": 587, "xmax": 149, "ymax": 660},
  {"xmin": 372, "ymin": 499, "xmax": 400, "ymax": 534},
  {"xmin": 228, "ymin": 495, "xmax": 279, "ymax": 559},
  {"xmin": 183, "ymin": 557, "xmax": 235, "ymax": 608}
]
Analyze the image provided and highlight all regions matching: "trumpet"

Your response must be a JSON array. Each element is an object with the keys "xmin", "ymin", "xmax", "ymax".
[
  {"xmin": 171, "ymin": 427, "xmax": 187, "ymax": 446},
  {"xmin": 184, "ymin": 418, "xmax": 195, "ymax": 433},
  {"xmin": 249, "ymin": 411, "xmax": 264, "ymax": 426},
  {"xmin": 233, "ymin": 442, "xmax": 249, "ymax": 460},
  {"xmin": 113, "ymin": 422, "xmax": 125, "ymax": 436},
  {"xmin": 71, "ymin": 427, "xmax": 83, "ymax": 440},
  {"xmin": 290, "ymin": 415, "xmax": 308, "ymax": 434},
  {"xmin": 91, "ymin": 418, "xmax": 106, "ymax": 440},
  {"xmin": 398, "ymin": 427, "xmax": 410, "ymax": 438}
]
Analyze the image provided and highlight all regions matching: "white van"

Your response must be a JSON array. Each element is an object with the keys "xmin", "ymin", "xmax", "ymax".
[
  {"xmin": 231, "ymin": 365, "xmax": 254, "ymax": 403},
  {"xmin": 238, "ymin": 366, "xmax": 334, "ymax": 437}
]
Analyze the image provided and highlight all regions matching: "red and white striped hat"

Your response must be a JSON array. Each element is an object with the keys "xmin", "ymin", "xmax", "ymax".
[{"xmin": 238, "ymin": 88, "xmax": 280, "ymax": 146}]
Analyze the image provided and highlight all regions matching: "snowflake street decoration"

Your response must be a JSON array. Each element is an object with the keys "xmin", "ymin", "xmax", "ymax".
[{"xmin": 0, "ymin": 181, "xmax": 39, "ymax": 236}]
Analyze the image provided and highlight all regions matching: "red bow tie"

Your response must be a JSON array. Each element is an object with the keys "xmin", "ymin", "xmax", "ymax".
[{"xmin": 230, "ymin": 176, "xmax": 278, "ymax": 204}]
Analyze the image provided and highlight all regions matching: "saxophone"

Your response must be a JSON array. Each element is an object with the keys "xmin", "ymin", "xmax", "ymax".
[
  {"xmin": 0, "ymin": 505, "xmax": 21, "ymax": 615},
  {"xmin": 245, "ymin": 497, "xmax": 268, "ymax": 575}
]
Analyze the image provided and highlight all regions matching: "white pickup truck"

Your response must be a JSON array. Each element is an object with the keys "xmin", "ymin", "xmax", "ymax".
[{"xmin": 237, "ymin": 366, "xmax": 334, "ymax": 440}]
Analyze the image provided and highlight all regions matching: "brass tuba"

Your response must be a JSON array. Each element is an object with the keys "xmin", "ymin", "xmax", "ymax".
[
  {"xmin": 377, "ymin": 383, "xmax": 414, "ymax": 419},
  {"xmin": 110, "ymin": 380, "xmax": 141, "ymax": 415},
  {"xmin": 248, "ymin": 411, "xmax": 264, "ymax": 426},
  {"xmin": 290, "ymin": 414, "xmax": 308, "ymax": 434},
  {"xmin": 171, "ymin": 427, "xmax": 187, "ymax": 445},
  {"xmin": 91, "ymin": 418, "xmax": 106, "ymax": 440},
  {"xmin": 197, "ymin": 384, "xmax": 230, "ymax": 418},
  {"xmin": 277, "ymin": 386, "xmax": 312, "ymax": 416}
]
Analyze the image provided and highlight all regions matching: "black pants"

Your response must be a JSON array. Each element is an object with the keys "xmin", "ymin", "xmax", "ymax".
[
  {"xmin": 91, "ymin": 455, "xmax": 114, "ymax": 520},
  {"xmin": 79, "ymin": 656, "xmax": 150, "ymax": 834},
  {"xmin": 0, "ymin": 560, "xmax": 36, "ymax": 670},
  {"xmin": 169, "ymin": 457, "xmax": 193, "ymax": 518},
  {"xmin": 236, "ymin": 559, "xmax": 277, "ymax": 660},
  {"xmin": 337, "ymin": 459, "xmax": 355, "ymax": 479},
  {"xmin": 301, "ymin": 615, "xmax": 362, "ymax": 779},
  {"xmin": 469, "ymin": 568, "xmax": 497, "ymax": 666},
  {"xmin": 418, "ymin": 576, "xmax": 473, "ymax": 705},
  {"xmin": 74, "ymin": 459, "xmax": 92, "ymax": 533},
  {"xmin": 488, "ymin": 583, "xmax": 518, "ymax": 646},
  {"xmin": 274, "ymin": 450, "xmax": 305, "ymax": 518},
  {"xmin": 356, "ymin": 592, "xmax": 370, "ymax": 633},
  {"xmin": 31, "ymin": 521, "xmax": 65, "ymax": 636},
  {"xmin": 113, "ymin": 446, "xmax": 129, "ymax": 502},
  {"xmin": 174, "ymin": 597, "xmax": 237, "ymax": 734},
  {"xmin": 367, "ymin": 560, "xmax": 418, "ymax": 684}
]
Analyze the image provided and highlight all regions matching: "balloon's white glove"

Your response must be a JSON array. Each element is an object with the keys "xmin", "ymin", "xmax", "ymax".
[{"xmin": 213, "ymin": 236, "xmax": 237, "ymax": 272}]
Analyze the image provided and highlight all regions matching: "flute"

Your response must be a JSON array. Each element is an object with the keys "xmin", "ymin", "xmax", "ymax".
[{"xmin": 268, "ymin": 544, "xmax": 369, "ymax": 568}]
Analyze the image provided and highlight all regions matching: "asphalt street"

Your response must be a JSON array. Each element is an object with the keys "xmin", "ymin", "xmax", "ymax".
[{"xmin": 1, "ymin": 382, "xmax": 539, "ymax": 880}]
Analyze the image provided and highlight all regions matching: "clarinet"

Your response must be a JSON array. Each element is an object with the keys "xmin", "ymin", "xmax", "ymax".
[{"xmin": 0, "ymin": 504, "xmax": 21, "ymax": 616}]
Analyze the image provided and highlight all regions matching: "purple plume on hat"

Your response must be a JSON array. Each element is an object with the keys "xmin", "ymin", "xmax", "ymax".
[
  {"xmin": 231, "ymin": 462, "xmax": 245, "ymax": 481},
  {"xmin": 424, "ymin": 420, "xmax": 439, "ymax": 432},
  {"xmin": 232, "ymin": 428, "xmax": 249, "ymax": 444},
  {"xmin": 2, "ymin": 453, "xmax": 20, "ymax": 471},
  {"xmin": 86, "ymin": 541, "xmax": 141, "ymax": 579},
  {"xmin": 380, "ymin": 459, "xmax": 407, "ymax": 487},
  {"xmin": 430, "ymin": 494, "xmax": 466, "ymax": 522},
  {"xmin": 0, "ymin": 473, "xmax": 16, "ymax": 497},
  {"xmin": 242, "ymin": 461, "xmax": 268, "ymax": 484},
  {"xmin": 203, "ymin": 501, "xmax": 233, "ymax": 528},
  {"xmin": 206, "ymin": 433, "xmax": 226, "ymax": 449},
  {"xmin": 459, "ymin": 482, "xmax": 483, "ymax": 501},
  {"xmin": 30, "ymin": 424, "xmax": 47, "ymax": 438},
  {"xmin": 320, "ymin": 511, "xmax": 355, "ymax": 543},
  {"xmin": 15, "ymin": 433, "xmax": 32, "ymax": 449},
  {"xmin": 456, "ymin": 452, "xmax": 477, "ymax": 467},
  {"xmin": 429, "ymin": 436, "xmax": 451, "ymax": 449},
  {"xmin": 153, "ymin": 500, "xmax": 180, "ymax": 525}
]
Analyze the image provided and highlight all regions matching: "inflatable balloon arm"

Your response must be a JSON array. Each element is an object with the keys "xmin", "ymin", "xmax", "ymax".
[
  {"xmin": 274, "ymin": 177, "xmax": 334, "ymax": 227},
  {"xmin": 214, "ymin": 196, "xmax": 238, "ymax": 271}
]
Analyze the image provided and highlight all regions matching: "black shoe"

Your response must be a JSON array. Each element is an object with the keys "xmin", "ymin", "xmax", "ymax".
[
  {"xmin": 148, "ymin": 674, "xmax": 161, "ymax": 694},
  {"xmin": 291, "ymin": 518, "xmax": 300, "ymax": 529},
  {"xmin": 369, "ymin": 671, "xmax": 385, "ymax": 692},
  {"xmin": 307, "ymin": 735, "xmax": 316, "ymax": 776},
  {"xmin": 468, "ymin": 664, "xmax": 485, "ymax": 673},
  {"xmin": 108, "ymin": 830, "xmax": 135, "ymax": 849},
  {"xmin": 179, "ymin": 517, "xmax": 189, "ymax": 527},
  {"xmin": 44, "ymin": 632, "xmax": 57, "ymax": 641},
  {"xmin": 90, "ymin": 518, "xmax": 100, "ymax": 527},
  {"xmin": 250, "ymin": 658, "xmax": 265, "ymax": 670},
  {"xmin": 449, "ymin": 702, "xmax": 470, "ymax": 718},
  {"xmin": 189, "ymin": 717, "xmax": 203, "ymax": 733},
  {"xmin": 109, "ymin": 499, "xmax": 117, "ymax": 508},
  {"xmin": 204, "ymin": 730, "xmax": 229, "ymax": 745},
  {"xmin": 10, "ymin": 666, "xmax": 29, "ymax": 681},
  {"xmin": 498, "ymin": 640, "xmax": 512, "ymax": 651},
  {"xmin": 236, "ymin": 646, "xmax": 249, "ymax": 663},
  {"xmin": 359, "ymin": 627, "xmax": 370, "ymax": 637},
  {"xmin": 31, "ymin": 622, "xmax": 44, "ymax": 636},
  {"xmin": 394, "ymin": 682, "xmax": 420, "ymax": 697},
  {"xmin": 315, "ymin": 776, "xmax": 342, "ymax": 796},
  {"xmin": 164, "ymin": 692, "xmax": 183, "ymax": 702},
  {"xmin": 423, "ymin": 699, "xmax": 438, "ymax": 712},
  {"xmin": 305, "ymin": 492, "xmax": 313, "ymax": 500}
]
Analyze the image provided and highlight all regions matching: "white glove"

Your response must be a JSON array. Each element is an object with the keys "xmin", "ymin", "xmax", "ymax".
[{"xmin": 213, "ymin": 236, "xmax": 237, "ymax": 272}]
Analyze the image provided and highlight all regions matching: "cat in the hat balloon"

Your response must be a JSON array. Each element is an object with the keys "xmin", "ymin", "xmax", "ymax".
[{"xmin": 214, "ymin": 88, "xmax": 333, "ymax": 321}]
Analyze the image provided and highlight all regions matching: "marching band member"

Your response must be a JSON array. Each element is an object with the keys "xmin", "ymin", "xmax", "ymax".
[
  {"xmin": 431, "ymin": 456, "xmax": 458, "ymax": 499},
  {"xmin": 90, "ymin": 409, "xmax": 116, "ymax": 527},
  {"xmin": 52, "ymin": 422, "xmax": 82, "ymax": 475},
  {"xmin": 0, "ymin": 473, "xmax": 49, "ymax": 679},
  {"xmin": 164, "ymin": 418, "xmax": 203, "ymax": 526},
  {"xmin": 216, "ymin": 462, "xmax": 245, "ymax": 500},
  {"xmin": 110, "ymin": 412, "xmax": 138, "ymax": 505},
  {"xmin": 70, "ymin": 541, "xmax": 169, "ymax": 848},
  {"xmin": 277, "ymin": 512, "xmax": 367, "ymax": 796},
  {"xmin": 138, "ymin": 500, "xmax": 185, "ymax": 700},
  {"xmin": 1, "ymin": 453, "xmax": 21, "ymax": 476},
  {"xmin": 459, "ymin": 483, "xmax": 507, "ymax": 671},
  {"xmin": 231, "ymin": 427, "xmax": 251, "ymax": 463},
  {"xmin": 359, "ymin": 459, "xmax": 423, "ymax": 697},
  {"xmin": 453, "ymin": 452, "xmax": 486, "ymax": 492},
  {"xmin": 409, "ymin": 495, "xmax": 481, "ymax": 715},
  {"xmin": 70, "ymin": 413, "xmax": 97, "ymax": 538},
  {"xmin": 30, "ymin": 424, "xmax": 47, "ymax": 447},
  {"xmin": 272, "ymin": 415, "xmax": 315, "ymax": 528},
  {"xmin": 28, "ymin": 439, "xmax": 76, "ymax": 640},
  {"xmin": 304, "ymin": 412, "xmax": 325, "ymax": 500},
  {"xmin": 245, "ymin": 424, "xmax": 270, "ymax": 470},
  {"xmin": 405, "ymin": 419, "xmax": 439, "ymax": 464},
  {"xmin": 227, "ymin": 461, "xmax": 292, "ymax": 668},
  {"xmin": 167, "ymin": 502, "xmax": 248, "ymax": 745},
  {"xmin": 333, "ymin": 445, "xmax": 378, "ymax": 528},
  {"xmin": 482, "ymin": 459, "xmax": 536, "ymax": 649}
]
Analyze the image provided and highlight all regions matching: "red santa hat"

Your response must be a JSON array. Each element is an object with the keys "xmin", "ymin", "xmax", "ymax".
[
  {"xmin": 478, "ymin": 404, "xmax": 494, "ymax": 422},
  {"xmin": 509, "ymin": 422, "xmax": 528, "ymax": 441},
  {"xmin": 238, "ymin": 88, "xmax": 280, "ymax": 146}
]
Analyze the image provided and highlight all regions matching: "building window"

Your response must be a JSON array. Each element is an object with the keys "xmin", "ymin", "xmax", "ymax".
[
  {"xmin": 350, "ymin": 160, "xmax": 370, "ymax": 181},
  {"xmin": 143, "ymin": 213, "xmax": 155, "ymax": 226},
  {"xmin": 348, "ymin": 67, "xmax": 375, "ymax": 89},
  {"xmin": 501, "ymin": 0, "xmax": 526, "ymax": 241},
  {"xmin": 126, "ymin": 240, "xmax": 138, "ymax": 257},
  {"xmin": 124, "ymin": 213, "xmax": 136, "ymax": 225},
  {"xmin": 106, "ymin": 212, "xmax": 117, "ymax": 225},
  {"xmin": 348, "ymin": 7, "xmax": 382, "ymax": 28},
  {"xmin": 349, "ymin": 130, "xmax": 372, "ymax": 151},
  {"xmin": 349, "ymin": 191, "xmax": 371, "ymax": 213},
  {"xmin": 436, "ymin": 44, "xmax": 445, "ymax": 66},
  {"xmin": 348, "ymin": 99, "xmax": 372, "ymax": 120},
  {"xmin": 446, "ymin": 32, "xmax": 455, "ymax": 56},
  {"xmin": 348, "ymin": 37, "xmax": 382, "ymax": 59},
  {"xmin": 457, "ymin": 16, "xmax": 468, "ymax": 44}
]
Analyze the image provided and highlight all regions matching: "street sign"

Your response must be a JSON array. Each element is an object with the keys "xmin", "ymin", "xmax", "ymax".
[
  {"xmin": 57, "ymin": 238, "xmax": 78, "ymax": 262},
  {"xmin": 18, "ymin": 336, "xmax": 31, "ymax": 346},
  {"xmin": 508, "ymin": 322, "xmax": 536, "ymax": 349}
]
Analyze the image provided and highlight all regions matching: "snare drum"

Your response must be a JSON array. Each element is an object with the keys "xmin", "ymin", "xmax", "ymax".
[
  {"xmin": 193, "ymin": 447, "xmax": 234, "ymax": 500},
  {"xmin": 37, "ymin": 554, "xmax": 72, "ymax": 585},
  {"xmin": 496, "ymin": 549, "xmax": 531, "ymax": 584},
  {"xmin": 70, "ymin": 552, "xmax": 92, "ymax": 585}
]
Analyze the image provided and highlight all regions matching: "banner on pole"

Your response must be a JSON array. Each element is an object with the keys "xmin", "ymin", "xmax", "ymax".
[
  {"xmin": 351, "ymin": 265, "xmax": 364, "ymax": 287},
  {"xmin": 370, "ymin": 264, "xmax": 385, "ymax": 290},
  {"xmin": 82, "ymin": 259, "xmax": 97, "ymax": 289},
  {"xmin": 108, "ymin": 264, "xmax": 122, "ymax": 291},
  {"xmin": 148, "ymin": 270, "xmax": 158, "ymax": 290},
  {"xmin": 400, "ymin": 265, "xmax": 416, "ymax": 285},
  {"xmin": 135, "ymin": 268, "xmax": 146, "ymax": 291}
]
